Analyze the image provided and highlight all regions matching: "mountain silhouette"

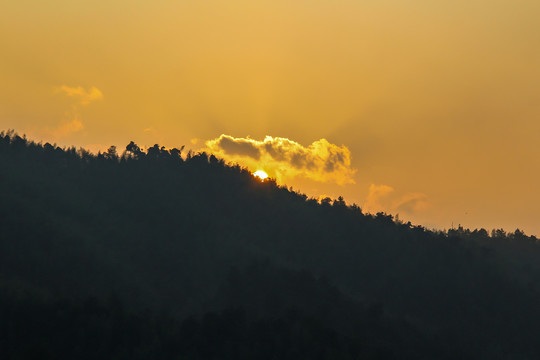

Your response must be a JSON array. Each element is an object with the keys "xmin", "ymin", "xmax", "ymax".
[{"xmin": 1, "ymin": 130, "xmax": 540, "ymax": 359}]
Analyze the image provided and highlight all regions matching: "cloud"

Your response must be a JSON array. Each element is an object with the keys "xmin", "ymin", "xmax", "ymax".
[
  {"xmin": 363, "ymin": 184, "xmax": 395, "ymax": 213},
  {"xmin": 25, "ymin": 117, "xmax": 84, "ymax": 143},
  {"xmin": 143, "ymin": 127, "xmax": 158, "ymax": 135},
  {"xmin": 363, "ymin": 183, "xmax": 429, "ymax": 216},
  {"xmin": 394, "ymin": 193, "xmax": 429, "ymax": 214},
  {"xmin": 58, "ymin": 85, "xmax": 103, "ymax": 105},
  {"xmin": 205, "ymin": 135, "xmax": 356, "ymax": 185},
  {"xmin": 216, "ymin": 136, "xmax": 262, "ymax": 159},
  {"xmin": 51, "ymin": 118, "xmax": 84, "ymax": 138},
  {"xmin": 38, "ymin": 84, "xmax": 103, "ymax": 141}
]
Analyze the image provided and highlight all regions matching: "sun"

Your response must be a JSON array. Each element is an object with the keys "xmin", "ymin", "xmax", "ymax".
[{"xmin": 253, "ymin": 170, "xmax": 269, "ymax": 180}]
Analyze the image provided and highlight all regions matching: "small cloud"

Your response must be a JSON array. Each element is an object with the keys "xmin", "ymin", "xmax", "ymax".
[
  {"xmin": 363, "ymin": 184, "xmax": 395, "ymax": 213},
  {"xmin": 394, "ymin": 193, "xmax": 429, "ymax": 214},
  {"xmin": 26, "ymin": 117, "xmax": 84, "ymax": 142},
  {"xmin": 205, "ymin": 134, "xmax": 356, "ymax": 185},
  {"xmin": 190, "ymin": 138, "xmax": 200, "ymax": 145},
  {"xmin": 52, "ymin": 118, "xmax": 84, "ymax": 138},
  {"xmin": 30, "ymin": 85, "xmax": 102, "ymax": 142},
  {"xmin": 363, "ymin": 183, "xmax": 429, "ymax": 216},
  {"xmin": 58, "ymin": 85, "xmax": 103, "ymax": 105}
]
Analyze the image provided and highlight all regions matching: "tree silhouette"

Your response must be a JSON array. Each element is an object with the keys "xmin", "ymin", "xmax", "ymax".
[{"xmin": 1, "ymin": 130, "xmax": 540, "ymax": 359}]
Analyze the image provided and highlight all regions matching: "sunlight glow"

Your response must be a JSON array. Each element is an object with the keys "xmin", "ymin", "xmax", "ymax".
[{"xmin": 253, "ymin": 170, "xmax": 269, "ymax": 180}]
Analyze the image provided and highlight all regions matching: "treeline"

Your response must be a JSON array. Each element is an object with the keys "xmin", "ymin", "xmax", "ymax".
[{"xmin": 2, "ymin": 130, "xmax": 540, "ymax": 359}]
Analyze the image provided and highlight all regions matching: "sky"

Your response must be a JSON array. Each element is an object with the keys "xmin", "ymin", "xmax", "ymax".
[{"xmin": 2, "ymin": 0, "xmax": 540, "ymax": 234}]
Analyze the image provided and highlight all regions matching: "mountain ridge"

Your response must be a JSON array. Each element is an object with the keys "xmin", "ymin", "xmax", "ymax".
[{"xmin": 2, "ymin": 130, "xmax": 540, "ymax": 359}]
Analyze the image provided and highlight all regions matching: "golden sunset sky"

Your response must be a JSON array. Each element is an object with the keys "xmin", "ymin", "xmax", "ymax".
[{"xmin": 2, "ymin": 0, "xmax": 540, "ymax": 234}]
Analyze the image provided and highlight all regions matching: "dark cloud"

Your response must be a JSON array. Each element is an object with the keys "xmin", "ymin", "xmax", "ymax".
[{"xmin": 217, "ymin": 135, "xmax": 261, "ymax": 159}]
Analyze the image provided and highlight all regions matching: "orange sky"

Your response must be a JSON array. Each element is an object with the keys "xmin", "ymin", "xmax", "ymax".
[{"xmin": 2, "ymin": 0, "xmax": 540, "ymax": 234}]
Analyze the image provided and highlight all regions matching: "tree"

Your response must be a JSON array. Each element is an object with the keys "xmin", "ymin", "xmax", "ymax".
[
  {"xmin": 105, "ymin": 146, "xmax": 118, "ymax": 160},
  {"xmin": 124, "ymin": 141, "xmax": 144, "ymax": 159}
]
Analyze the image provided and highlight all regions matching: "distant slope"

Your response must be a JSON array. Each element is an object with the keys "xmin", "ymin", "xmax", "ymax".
[{"xmin": 2, "ymin": 131, "xmax": 540, "ymax": 359}]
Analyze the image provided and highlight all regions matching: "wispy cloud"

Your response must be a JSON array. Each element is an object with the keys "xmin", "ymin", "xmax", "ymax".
[
  {"xmin": 38, "ymin": 85, "xmax": 104, "ymax": 140},
  {"xmin": 394, "ymin": 193, "xmax": 429, "ymax": 214},
  {"xmin": 364, "ymin": 184, "xmax": 395, "ymax": 212},
  {"xmin": 51, "ymin": 118, "xmax": 84, "ymax": 139},
  {"xmin": 363, "ymin": 183, "xmax": 429, "ymax": 216},
  {"xmin": 58, "ymin": 85, "xmax": 103, "ymax": 105},
  {"xmin": 205, "ymin": 134, "xmax": 356, "ymax": 185}
]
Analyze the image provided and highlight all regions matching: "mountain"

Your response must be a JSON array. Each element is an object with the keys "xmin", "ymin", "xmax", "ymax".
[{"xmin": 2, "ymin": 130, "xmax": 540, "ymax": 359}]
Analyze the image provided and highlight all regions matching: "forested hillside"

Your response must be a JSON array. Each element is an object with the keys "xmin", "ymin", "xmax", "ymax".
[{"xmin": 2, "ymin": 130, "xmax": 540, "ymax": 359}]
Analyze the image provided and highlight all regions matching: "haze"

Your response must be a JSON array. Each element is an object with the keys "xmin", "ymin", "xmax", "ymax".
[{"xmin": 1, "ymin": 0, "xmax": 539, "ymax": 234}]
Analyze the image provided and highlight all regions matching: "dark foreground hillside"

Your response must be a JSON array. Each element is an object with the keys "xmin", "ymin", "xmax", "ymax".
[{"xmin": 2, "ymin": 131, "xmax": 540, "ymax": 359}]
